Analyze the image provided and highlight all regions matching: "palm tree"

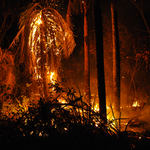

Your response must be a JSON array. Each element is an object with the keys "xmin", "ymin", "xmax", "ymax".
[
  {"xmin": 111, "ymin": 0, "xmax": 120, "ymax": 116},
  {"xmin": 67, "ymin": 0, "xmax": 91, "ymax": 104},
  {"xmin": 93, "ymin": 0, "xmax": 106, "ymax": 123},
  {"xmin": 8, "ymin": 2, "xmax": 76, "ymax": 98}
]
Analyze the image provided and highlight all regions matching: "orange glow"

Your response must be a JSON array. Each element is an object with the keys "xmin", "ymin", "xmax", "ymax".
[
  {"xmin": 58, "ymin": 99, "xmax": 66, "ymax": 104},
  {"xmin": 93, "ymin": 103, "xmax": 99, "ymax": 112},
  {"xmin": 132, "ymin": 101, "xmax": 140, "ymax": 107}
]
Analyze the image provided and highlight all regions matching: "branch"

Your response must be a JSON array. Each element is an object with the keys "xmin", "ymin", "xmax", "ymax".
[
  {"xmin": 0, "ymin": 12, "xmax": 11, "ymax": 43},
  {"xmin": 120, "ymin": 25, "xmax": 148, "ymax": 33},
  {"xmin": 0, "ymin": 10, "xmax": 16, "ymax": 46},
  {"xmin": 130, "ymin": 0, "xmax": 150, "ymax": 34}
]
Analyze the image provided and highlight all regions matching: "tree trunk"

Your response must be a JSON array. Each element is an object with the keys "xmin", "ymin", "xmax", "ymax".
[
  {"xmin": 94, "ymin": 0, "xmax": 107, "ymax": 124},
  {"xmin": 111, "ymin": 0, "xmax": 120, "ymax": 115},
  {"xmin": 84, "ymin": 0, "xmax": 91, "ymax": 104}
]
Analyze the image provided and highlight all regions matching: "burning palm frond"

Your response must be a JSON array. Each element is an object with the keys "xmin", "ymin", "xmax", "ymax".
[
  {"xmin": 9, "ymin": 3, "xmax": 76, "ymax": 59},
  {"xmin": 8, "ymin": 3, "xmax": 76, "ymax": 98}
]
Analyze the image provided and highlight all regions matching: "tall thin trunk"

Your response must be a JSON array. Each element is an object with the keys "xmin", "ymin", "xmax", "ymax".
[
  {"xmin": 84, "ymin": 0, "xmax": 91, "ymax": 104},
  {"xmin": 111, "ymin": 0, "xmax": 120, "ymax": 115},
  {"xmin": 94, "ymin": 0, "xmax": 107, "ymax": 123}
]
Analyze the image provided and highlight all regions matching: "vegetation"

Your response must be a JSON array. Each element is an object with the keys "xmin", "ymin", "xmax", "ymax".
[
  {"xmin": 0, "ymin": 83, "xmax": 144, "ymax": 150},
  {"xmin": 0, "ymin": 83, "xmax": 150, "ymax": 150}
]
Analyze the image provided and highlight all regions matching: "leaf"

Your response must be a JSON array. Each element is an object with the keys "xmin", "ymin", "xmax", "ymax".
[
  {"xmin": 3, "ymin": 93, "xmax": 7, "ymax": 96},
  {"xmin": 7, "ymin": 87, "xmax": 11, "ymax": 90}
]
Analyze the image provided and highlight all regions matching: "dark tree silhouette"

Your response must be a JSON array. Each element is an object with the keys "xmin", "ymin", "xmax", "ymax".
[{"xmin": 94, "ymin": 0, "xmax": 106, "ymax": 123}]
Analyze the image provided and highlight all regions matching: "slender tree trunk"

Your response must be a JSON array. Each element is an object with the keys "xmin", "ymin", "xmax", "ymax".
[
  {"xmin": 111, "ymin": 0, "xmax": 120, "ymax": 115},
  {"xmin": 84, "ymin": 0, "xmax": 91, "ymax": 104},
  {"xmin": 94, "ymin": 0, "xmax": 107, "ymax": 123}
]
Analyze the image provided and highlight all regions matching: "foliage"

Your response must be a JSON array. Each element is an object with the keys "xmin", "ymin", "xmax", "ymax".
[{"xmin": 0, "ymin": 83, "xmax": 150, "ymax": 149}]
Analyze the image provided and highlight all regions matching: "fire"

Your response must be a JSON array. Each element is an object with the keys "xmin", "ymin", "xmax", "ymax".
[
  {"xmin": 29, "ymin": 12, "xmax": 60, "ymax": 88},
  {"xmin": 35, "ymin": 16, "xmax": 42, "ymax": 25},
  {"xmin": 58, "ymin": 99, "xmax": 66, "ymax": 104},
  {"xmin": 93, "ymin": 103, "xmax": 99, "ymax": 112},
  {"xmin": 50, "ymin": 72, "xmax": 55, "ymax": 84},
  {"xmin": 132, "ymin": 101, "xmax": 140, "ymax": 107}
]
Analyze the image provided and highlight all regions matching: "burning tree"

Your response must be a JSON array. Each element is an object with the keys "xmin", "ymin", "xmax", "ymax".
[{"xmin": 8, "ymin": 3, "xmax": 76, "ymax": 98}]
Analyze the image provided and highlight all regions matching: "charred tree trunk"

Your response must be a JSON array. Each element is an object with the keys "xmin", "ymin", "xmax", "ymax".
[
  {"xmin": 94, "ymin": 0, "xmax": 107, "ymax": 124},
  {"xmin": 84, "ymin": 0, "xmax": 91, "ymax": 104},
  {"xmin": 111, "ymin": 0, "xmax": 120, "ymax": 115}
]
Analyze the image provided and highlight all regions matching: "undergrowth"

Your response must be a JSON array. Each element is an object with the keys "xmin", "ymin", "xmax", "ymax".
[{"xmin": 0, "ymin": 82, "xmax": 149, "ymax": 150}]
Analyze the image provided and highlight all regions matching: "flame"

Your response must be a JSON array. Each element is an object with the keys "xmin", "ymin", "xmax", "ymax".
[
  {"xmin": 29, "ymin": 13, "xmax": 59, "ymax": 88},
  {"xmin": 35, "ymin": 16, "xmax": 42, "ymax": 25},
  {"xmin": 132, "ymin": 101, "xmax": 140, "ymax": 107},
  {"xmin": 94, "ymin": 103, "xmax": 99, "ymax": 112},
  {"xmin": 50, "ymin": 72, "xmax": 55, "ymax": 84},
  {"xmin": 58, "ymin": 99, "xmax": 66, "ymax": 104}
]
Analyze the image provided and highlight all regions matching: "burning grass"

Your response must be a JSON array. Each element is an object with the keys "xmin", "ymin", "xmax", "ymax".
[{"xmin": 0, "ymin": 83, "xmax": 150, "ymax": 150}]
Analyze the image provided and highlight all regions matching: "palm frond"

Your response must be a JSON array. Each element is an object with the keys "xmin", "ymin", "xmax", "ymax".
[
  {"xmin": 18, "ymin": 3, "xmax": 42, "ymax": 29},
  {"xmin": 7, "ymin": 25, "xmax": 25, "ymax": 51},
  {"xmin": 9, "ymin": 3, "xmax": 76, "ymax": 58}
]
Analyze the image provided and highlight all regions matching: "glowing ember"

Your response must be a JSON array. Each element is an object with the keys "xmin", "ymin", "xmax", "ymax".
[
  {"xmin": 58, "ymin": 99, "xmax": 66, "ymax": 104},
  {"xmin": 64, "ymin": 127, "xmax": 68, "ymax": 131},
  {"xmin": 39, "ymin": 131, "xmax": 43, "ymax": 136}
]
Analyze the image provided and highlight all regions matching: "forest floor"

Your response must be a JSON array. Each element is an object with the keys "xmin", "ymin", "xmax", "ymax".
[
  {"xmin": 1, "ymin": 84, "xmax": 150, "ymax": 150},
  {"xmin": 0, "ymin": 102, "xmax": 150, "ymax": 150}
]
